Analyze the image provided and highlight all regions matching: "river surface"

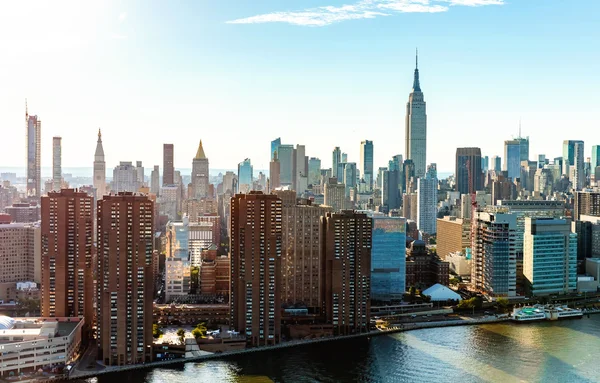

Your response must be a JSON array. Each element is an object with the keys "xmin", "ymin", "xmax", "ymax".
[{"xmin": 86, "ymin": 316, "xmax": 600, "ymax": 383}]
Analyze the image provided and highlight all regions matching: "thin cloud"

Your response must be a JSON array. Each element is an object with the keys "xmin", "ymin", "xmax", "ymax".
[
  {"xmin": 227, "ymin": 0, "xmax": 503, "ymax": 27},
  {"xmin": 118, "ymin": 12, "xmax": 127, "ymax": 23},
  {"xmin": 111, "ymin": 33, "xmax": 128, "ymax": 40}
]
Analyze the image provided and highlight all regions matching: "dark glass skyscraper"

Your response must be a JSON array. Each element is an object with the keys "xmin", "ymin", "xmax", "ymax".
[{"xmin": 370, "ymin": 215, "xmax": 406, "ymax": 301}]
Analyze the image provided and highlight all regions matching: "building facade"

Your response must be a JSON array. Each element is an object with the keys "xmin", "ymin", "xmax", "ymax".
[
  {"xmin": 112, "ymin": 162, "xmax": 141, "ymax": 193},
  {"xmin": 97, "ymin": 193, "xmax": 154, "ymax": 366},
  {"xmin": 0, "ymin": 223, "xmax": 41, "ymax": 300},
  {"xmin": 416, "ymin": 170, "xmax": 437, "ymax": 235},
  {"xmin": 436, "ymin": 216, "xmax": 470, "ymax": 260},
  {"xmin": 523, "ymin": 218, "xmax": 577, "ymax": 296},
  {"xmin": 52, "ymin": 137, "xmax": 62, "ymax": 191},
  {"xmin": 370, "ymin": 215, "xmax": 406, "ymax": 301},
  {"xmin": 230, "ymin": 192, "xmax": 282, "ymax": 346},
  {"xmin": 41, "ymin": 190, "xmax": 93, "ymax": 329},
  {"xmin": 455, "ymin": 147, "xmax": 483, "ymax": 195},
  {"xmin": 163, "ymin": 144, "xmax": 174, "ymax": 186},
  {"xmin": 322, "ymin": 211, "xmax": 372, "ymax": 335}
]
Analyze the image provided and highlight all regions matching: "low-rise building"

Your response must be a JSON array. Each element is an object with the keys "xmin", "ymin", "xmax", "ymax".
[{"xmin": 0, "ymin": 316, "xmax": 83, "ymax": 378}]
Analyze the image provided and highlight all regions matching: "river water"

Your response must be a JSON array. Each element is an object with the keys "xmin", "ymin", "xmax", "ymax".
[{"xmin": 87, "ymin": 316, "xmax": 600, "ymax": 383}]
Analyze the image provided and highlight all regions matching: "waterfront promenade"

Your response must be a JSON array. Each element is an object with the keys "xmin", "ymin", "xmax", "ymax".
[{"xmin": 67, "ymin": 315, "xmax": 508, "ymax": 381}]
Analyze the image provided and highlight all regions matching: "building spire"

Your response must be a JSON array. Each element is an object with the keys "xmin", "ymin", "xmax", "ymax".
[
  {"xmin": 98, "ymin": 128, "xmax": 102, "ymax": 142},
  {"xmin": 412, "ymin": 48, "xmax": 421, "ymax": 92},
  {"xmin": 195, "ymin": 139, "xmax": 206, "ymax": 159},
  {"xmin": 518, "ymin": 118, "xmax": 522, "ymax": 138}
]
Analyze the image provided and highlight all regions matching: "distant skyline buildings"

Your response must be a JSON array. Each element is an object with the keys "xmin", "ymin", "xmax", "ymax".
[
  {"xmin": 191, "ymin": 140, "xmax": 209, "ymax": 199},
  {"xmin": 93, "ymin": 129, "xmax": 106, "ymax": 199},
  {"xmin": 405, "ymin": 51, "xmax": 427, "ymax": 178},
  {"xmin": 360, "ymin": 140, "xmax": 374, "ymax": 190},
  {"xmin": 163, "ymin": 144, "xmax": 174, "ymax": 186},
  {"xmin": 26, "ymin": 104, "xmax": 41, "ymax": 198},
  {"xmin": 52, "ymin": 136, "xmax": 61, "ymax": 191}
]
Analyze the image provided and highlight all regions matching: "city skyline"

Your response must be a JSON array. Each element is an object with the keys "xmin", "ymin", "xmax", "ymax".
[{"xmin": 1, "ymin": 1, "xmax": 599, "ymax": 172}]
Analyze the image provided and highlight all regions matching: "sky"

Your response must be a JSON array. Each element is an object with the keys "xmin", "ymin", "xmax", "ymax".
[{"xmin": 1, "ymin": 0, "xmax": 599, "ymax": 174}]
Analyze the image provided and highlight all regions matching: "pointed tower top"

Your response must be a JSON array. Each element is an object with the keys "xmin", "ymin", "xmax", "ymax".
[
  {"xmin": 25, "ymin": 98, "xmax": 28, "ymax": 119},
  {"xmin": 98, "ymin": 128, "xmax": 102, "ymax": 141},
  {"xmin": 412, "ymin": 48, "xmax": 421, "ymax": 92},
  {"xmin": 518, "ymin": 118, "xmax": 522, "ymax": 138},
  {"xmin": 95, "ymin": 128, "xmax": 105, "ymax": 160},
  {"xmin": 195, "ymin": 140, "xmax": 206, "ymax": 159}
]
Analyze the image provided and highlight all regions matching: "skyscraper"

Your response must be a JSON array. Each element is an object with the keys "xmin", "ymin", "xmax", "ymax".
[
  {"xmin": 343, "ymin": 162, "xmax": 357, "ymax": 197},
  {"xmin": 491, "ymin": 155, "xmax": 502, "ymax": 172},
  {"xmin": 416, "ymin": 165, "xmax": 438, "ymax": 235},
  {"xmin": 370, "ymin": 214, "xmax": 406, "ymax": 301},
  {"xmin": 332, "ymin": 147, "xmax": 342, "ymax": 181},
  {"xmin": 97, "ymin": 193, "xmax": 154, "ymax": 366},
  {"xmin": 191, "ymin": 140, "xmax": 209, "ymax": 199},
  {"xmin": 472, "ymin": 212, "xmax": 517, "ymax": 297},
  {"xmin": 230, "ymin": 192, "xmax": 282, "ymax": 346},
  {"xmin": 322, "ymin": 211, "xmax": 372, "ymax": 335},
  {"xmin": 163, "ymin": 144, "xmax": 174, "ymax": 186},
  {"xmin": 237, "ymin": 158, "xmax": 253, "ymax": 193},
  {"xmin": 112, "ymin": 162, "xmax": 140, "ymax": 193},
  {"xmin": 563, "ymin": 139, "xmax": 584, "ymax": 176},
  {"xmin": 294, "ymin": 144, "xmax": 308, "ymax": 193},
  {"xmin": 52, "ymin": 137, "xmax": 62, "ymax": 191},
  {"xmin": 269, "ymin": 151, "xmax": 281, "ymax": 191},
  {"xmin": 150, "ymin": 165, "xmax": 160, "ymax": 195},
  {"xmin": 360, "ymin": 140, "xmax": 374, "ymax": 190},
  {"xmin": 573, "ymin": 141, "xmax": 585, "ymax": 190},
  {"xmin": 591, "ymin": 145, "xmax": 600, "ymax": 169},
  {"xmin": 504, "ymin": 139, "xmax": 523, "ymax": 180},
  {"xmin": 93, "ymin": 129, "xmax": 106, "ymax": 199},
  {"xmin": 26, "ymin": 104, "xmax": 41, "ymax": 198},
  {"xmin": 41, "ymin": 189, "xmax": 93, "ymax": 329},
  {"xmin": 274, "ymin": 190, "xmax": 331, "ymax": 311},
  {"xmin": 278, "ymin": 144, "xmax": 294, "ymax": 187},
  {"xmin": 324, "ymin": 178, "xmax": 346, "ymax": 212},
  {"xmin": 307, "ymin": 157, "xmax": 321, "ymax": 187},
  {"xmin": 405, "ymin": 51, "xmax": 427, "ymax": 178},
  {"xmin": 455, "ymin": 148, "xmax": 483, "ymax": 195},
  {"xmin": 270, "ymin": 137, "xmax": 281, "ymax": 161},
  {"xmin": 523, "ymin": 218, "xmax": 577, "ymax": 296}
]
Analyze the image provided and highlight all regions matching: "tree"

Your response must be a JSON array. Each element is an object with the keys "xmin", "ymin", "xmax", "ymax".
[
  {"xmin": 192, "ymin": 322, "xmax": 207, "ymax": 339},
  {"xmin": 176, "ymin": 328, "xmax": 186, "ymax": 345},
  {"xmin": 457, "ymin": 297, "xmax": 476, "ymax": 310},
  {"xmin": 496, "ymin": 297, "xmax": 511, "ymax": 313},
  {"xmin": 409, "ymin": 286, "xmax": 417, "ymax": 304},
  {"xmin": 152, "ymin": 324, "xmax": 163, "ymax": 339},
  {"xmin": 190, "ymin": 266, "xmax": 200, "ymax": 294},
  {"xmin": 449, "ymin": 278, "xmax": 461, "ymax": 286}
]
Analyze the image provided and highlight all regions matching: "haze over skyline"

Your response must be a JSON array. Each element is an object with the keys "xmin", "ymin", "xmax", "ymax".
[{"xmin": 1, "ymin": 0, "xmax": 599, "ymax": 173}]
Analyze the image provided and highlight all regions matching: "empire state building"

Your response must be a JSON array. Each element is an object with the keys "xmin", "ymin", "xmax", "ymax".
[{"xmin": 405, "ymin": 51, "xmax": 427, "ymax": 178}]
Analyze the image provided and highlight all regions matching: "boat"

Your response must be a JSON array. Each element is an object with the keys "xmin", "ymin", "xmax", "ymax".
[
  {"xmin": 544, "ymin": 305, "xmax": 583, "ymax": 320},
  {"xmin": 511, "ymin": 306, "xmax": 546, "ymax": 322},
  {"xmin": 511, "ymin": 304, "xmax": 583, "ymax": 322}
]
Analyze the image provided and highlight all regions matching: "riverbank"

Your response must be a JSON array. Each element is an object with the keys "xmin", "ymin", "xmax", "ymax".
[{"xmin": 66, "ymin": 315, "xmax": 508, "ymax": 381}]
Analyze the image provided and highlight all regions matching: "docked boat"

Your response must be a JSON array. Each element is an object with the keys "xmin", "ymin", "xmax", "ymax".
[
  {"xmin": 511, "ymin": 304, "xmax": 583, "ymax": 322},
  {"xmin": 511, "ymin": 306, "xmax": 546, "ymax": 322}
]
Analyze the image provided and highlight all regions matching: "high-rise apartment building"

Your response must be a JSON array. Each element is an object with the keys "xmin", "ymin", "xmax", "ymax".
[
  {"xmin": 41, "ymin": 190, "xmax": 93, "ymax": 330},
  {"xmin": 324, "ymin": 177, "xmax": 346, "ymax": 212},
  {"xmin": 455, "ymin": 148, "xmax": 483, "ymax": 195},
  {"xmin": 94, "ymin": 129, "xmax": 106, "ymax": 199},
  {"xmin": 112, "ymin": 162, "xmax": 140, "ymax": 193},
  {"xmin": 405, "ymin": 52, "xmax": 427, "ymax": 178},
  {"xmin": 0, "ymin": 222, "xmax": 41, "ymax": 299},
  {"xmin": 523, "ymin": 218, "xmax": 577, "ymax": 296},
  {"xmin": 237, "ymin": 159, "xmax": 253, "ymax": 193},
  {"xmin": 163, "ymin": 144, "xmax": 174, "ymax": 186},
  {"xmin": 150, "ymin": 165, "xmax": 160, "ymax": 195},
  {"xmin": 230, "ymin": 192, "xmax": 282, "ymax": 346},
  {"xmin": 360, "ymin": 140, "xmax": 374, "ymax": 190},
  {"xmin": 191, "ymin": 140, "xmax": 209, "ymax": 199},
  {"xmin": 574, "ymin": 190, "xmax": 600, "ymax": 221},
  {"xmin": 5, "ymin": 203, "xmax": 40, "ymax": 223},
  {"xmin": 416, "ymin": 165, "xmax": 438, "ymax": 235},
  {"xmin": 26, "ymin": 106, "xmax": 42, "ymax": 198},
  {"xmin": 97, "ymin": 193, "xmax": 154, "ymax": 366},
  {"xmin": 274, "ymin": 190, "xmax": 331, "ymax": 312},
  {"xmin": 322, "ymin": 211, "xmax": 372, "ymax": 335},
  {"xmin": 472, "ymin": 212, "xmax": 517, "ymax": 297},
  {"xmin": 370, "ymin": 214, "xmax": 406, "ymax": 301},
  {"xmin": 52, "ymin": 137, "xmax": 62, "ymax": 191}
]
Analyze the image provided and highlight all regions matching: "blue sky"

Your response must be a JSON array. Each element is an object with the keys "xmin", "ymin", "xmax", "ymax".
[{"xmin": 1, "ymin": 0, "xmax": 599, "ymax": 173}]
